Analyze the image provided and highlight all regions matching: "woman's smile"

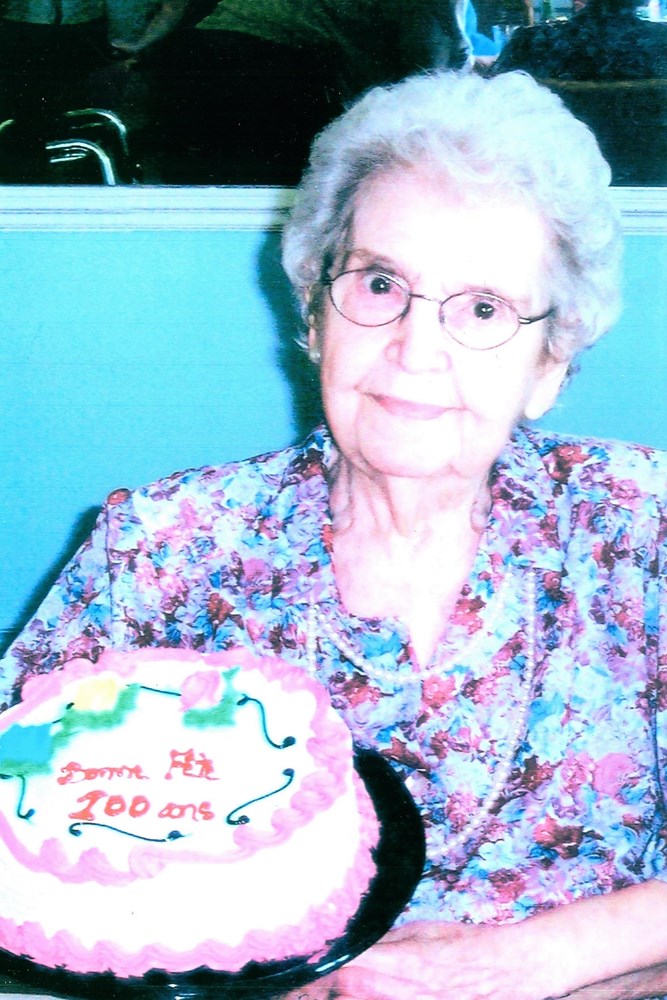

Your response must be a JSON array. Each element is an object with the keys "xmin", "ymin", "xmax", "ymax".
[{"xmin": 368, "ymin": 392, "xmax": 450, "ymax": 420}]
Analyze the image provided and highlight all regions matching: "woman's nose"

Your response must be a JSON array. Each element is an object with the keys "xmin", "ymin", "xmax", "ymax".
[{"xmin": 385, "ymin": 297, "xmax": 452, "ymax": 372}]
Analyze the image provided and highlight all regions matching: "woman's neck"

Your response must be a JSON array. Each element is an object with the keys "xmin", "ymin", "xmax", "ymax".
[
  {"xmin": 329, "ymin": 455, "xmax": 491, "ymax": 542},
  {"xmin": 328, "ymin": 458, "xmax": 491, "ymax": 666}
]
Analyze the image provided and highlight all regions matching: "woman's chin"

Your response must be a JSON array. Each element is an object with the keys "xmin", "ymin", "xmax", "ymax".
[{"xmin": 354, "ymin": 440, "xmax": 466, "ymax": 483}]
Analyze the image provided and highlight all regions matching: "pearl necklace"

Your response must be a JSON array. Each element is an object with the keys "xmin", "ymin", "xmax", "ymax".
[
  {"xmin": 306, "ymin": 570, "xmax": 537, "ymax": 863},
  {"xmin": 308, "ymin": 573, "xmax": 515, "ymax": 688}
]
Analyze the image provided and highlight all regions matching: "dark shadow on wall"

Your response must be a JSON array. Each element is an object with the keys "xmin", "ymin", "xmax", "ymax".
[
  {"xmin": 256, "ymin": 232, "xmax": 324, "ymax": 444},
  {"xmin": 0, "ymin": 505, "xmax": 101, "ymax": 658}
]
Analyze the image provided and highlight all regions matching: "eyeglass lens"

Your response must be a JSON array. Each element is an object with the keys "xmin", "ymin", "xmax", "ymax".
[{"xmin": 328, "ymin": 269, "xmax": 522, "ymax": 349}]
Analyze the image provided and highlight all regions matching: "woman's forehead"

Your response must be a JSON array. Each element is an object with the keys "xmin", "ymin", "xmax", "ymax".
[
  {"xmin": 348, "ymin": 170, "xmax": 547, "ymax": 254},
  {"xmin": 338, "ymin": 169, "xmax": 552, "ymax": 308}
]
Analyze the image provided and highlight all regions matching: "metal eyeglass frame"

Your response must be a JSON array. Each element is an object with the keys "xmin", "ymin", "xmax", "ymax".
[{"xmin": 324, "ymin": 268, "xmax": 555, "ymax": 350}]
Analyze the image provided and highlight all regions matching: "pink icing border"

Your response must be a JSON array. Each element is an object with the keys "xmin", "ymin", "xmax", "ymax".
[
  {"xmin": 0, "ymin": 776, "xmax": 379, "ymax": 976},
  {"xmin": 0, "ymin": 774, "xmax": 379, "ymax": 976},
  {"xmin": 0, "ymin": 649, "xmax": 351, "ymax": 882},
  {"xmin": 0, "ymin": 649, "xmax": 380, "ymax": 975}
]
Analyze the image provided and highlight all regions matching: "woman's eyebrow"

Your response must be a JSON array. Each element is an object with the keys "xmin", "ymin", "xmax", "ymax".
[
  {"xmin": 344, "ymin": 248, "xmax": 401, "ymax": 270},
  {"xmin": 341, "ymin": 252, "xmax": 527, "ymax": 307}
]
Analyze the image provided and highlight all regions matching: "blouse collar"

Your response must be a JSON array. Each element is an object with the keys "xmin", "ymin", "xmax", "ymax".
[{"xmin": 281, "ymin": 422, "xmax": 567, "ymax": 578}]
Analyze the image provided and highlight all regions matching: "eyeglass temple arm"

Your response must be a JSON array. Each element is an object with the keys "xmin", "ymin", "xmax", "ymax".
[{"xmin": 518, "ymin": 306, "xmax": 556, "ymax": 326}]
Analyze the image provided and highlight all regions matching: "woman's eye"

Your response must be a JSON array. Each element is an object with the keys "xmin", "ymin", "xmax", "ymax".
[
  {"xmin": 473, "ymin": 299, "xmax": 498, "ymax": 321},
  {"xmin": 364, "ymin": 272, "xmax": 396, "ymax": 296}
]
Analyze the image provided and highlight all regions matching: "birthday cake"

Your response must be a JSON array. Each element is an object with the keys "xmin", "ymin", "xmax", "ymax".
[{"xmin": 0, "ymin": 647, "xmax": 380, "ymax": 978}]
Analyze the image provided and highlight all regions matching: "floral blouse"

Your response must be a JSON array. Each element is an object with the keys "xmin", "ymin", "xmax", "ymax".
[{"xmin": 2, "ymin": 424, "xmax": 666, "ymax": 928}]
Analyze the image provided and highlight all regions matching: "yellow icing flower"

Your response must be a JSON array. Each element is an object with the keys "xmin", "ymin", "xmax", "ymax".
[{"xmin": 71, "ymin": 674, "xmax": 123, "ymax": 713}]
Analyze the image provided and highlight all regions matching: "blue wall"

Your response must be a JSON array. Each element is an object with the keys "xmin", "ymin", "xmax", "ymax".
[
  {"xmin": 544, "ymin": 233, "xmax": 667, "ymax": 447},
  {"xmin": 1, "ymin": 224, "xmax": 665, "ymax": 651}
]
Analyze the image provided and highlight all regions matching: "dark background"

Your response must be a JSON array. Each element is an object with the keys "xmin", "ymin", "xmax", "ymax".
[{"xmin": 0, "ymin": 2, "xmax": 665, "ymax": 186}]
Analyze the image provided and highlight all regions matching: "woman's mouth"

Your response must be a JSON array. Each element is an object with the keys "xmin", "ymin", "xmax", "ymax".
[{"xmin": 370, "ymin": 394, "xmax": 449, "ymax": 420}]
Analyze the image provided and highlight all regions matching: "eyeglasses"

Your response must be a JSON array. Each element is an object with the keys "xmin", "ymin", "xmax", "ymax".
[{"xmin": 324, "ymin": 268, "xmax": 554, "ymax": 351}]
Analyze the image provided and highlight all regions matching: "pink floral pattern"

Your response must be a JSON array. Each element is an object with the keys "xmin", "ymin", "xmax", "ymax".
[{"xmin": 1, "ymin": 424, "xmax": 666, "ymax": 930}]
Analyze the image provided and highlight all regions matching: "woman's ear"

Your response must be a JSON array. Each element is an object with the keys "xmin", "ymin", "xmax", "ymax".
[
  {"xmin": 304, "ymin": 288, "xmax": 322, "ymax": 364},
  {"xmin": 307, "ymin": 323, "xmax": 321, "ymax": 365},
  {"xmin": 524, "ymin": 356, "xmax": 569, "ymax": 421}
]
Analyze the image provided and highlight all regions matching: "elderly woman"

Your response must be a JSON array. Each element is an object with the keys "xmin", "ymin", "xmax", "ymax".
[{"xmin": 1, "ymin": 71, "xmax": 666, "ymax": 1000}]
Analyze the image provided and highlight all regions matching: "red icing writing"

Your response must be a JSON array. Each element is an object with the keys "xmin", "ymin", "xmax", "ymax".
[
  {"xmin": 164, "ymin": 749, "xmax": 218, "ymax": 781},
  {"xmin": 68, "ymin": 791, "xmax": 213, "ymax": 823},
  {"xmin": 158, "ymin": 801, "xmax": 214, "ymax": 821},
  {"xmin": 58, "ymin": 762, "xmax": 148, "ymax": 785},
  {"xmin": 69, "ymin": 789, "xmax": 109, "ymax": 822}
]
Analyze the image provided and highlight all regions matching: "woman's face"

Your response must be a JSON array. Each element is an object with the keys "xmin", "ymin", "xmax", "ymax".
[{"xmin": 311, "ymin": 169, "xmax": 567, "ymax": 487}]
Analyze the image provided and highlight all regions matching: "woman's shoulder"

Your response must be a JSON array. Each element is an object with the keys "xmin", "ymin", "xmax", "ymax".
[
  {"xmin": 103, "ymin": 426, "xmax": 331, "ymax": 519},
  {"xmin": 521, "ymin": 426, "xmax": 667, "ymax": 507}
]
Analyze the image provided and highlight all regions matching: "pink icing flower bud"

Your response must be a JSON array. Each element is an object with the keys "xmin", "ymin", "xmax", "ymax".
[{"xmin": 180, "ymin": 670, "xmax": 224, "ymax": 711}]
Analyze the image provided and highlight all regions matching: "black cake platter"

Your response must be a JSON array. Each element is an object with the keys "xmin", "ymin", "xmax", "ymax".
[{"xmin": 0, "ymin": 749, "xmax": 426, "ymax": 999}]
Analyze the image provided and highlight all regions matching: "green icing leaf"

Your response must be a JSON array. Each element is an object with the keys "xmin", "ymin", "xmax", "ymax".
[{"xmin": 51, "ymin": 683, "xmax": 140, "ymax": 754}]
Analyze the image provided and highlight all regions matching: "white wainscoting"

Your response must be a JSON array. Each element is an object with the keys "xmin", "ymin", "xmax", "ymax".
[{"xmin": 1, "ymin": 185, "xmax": 666, "ymax": 234}]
